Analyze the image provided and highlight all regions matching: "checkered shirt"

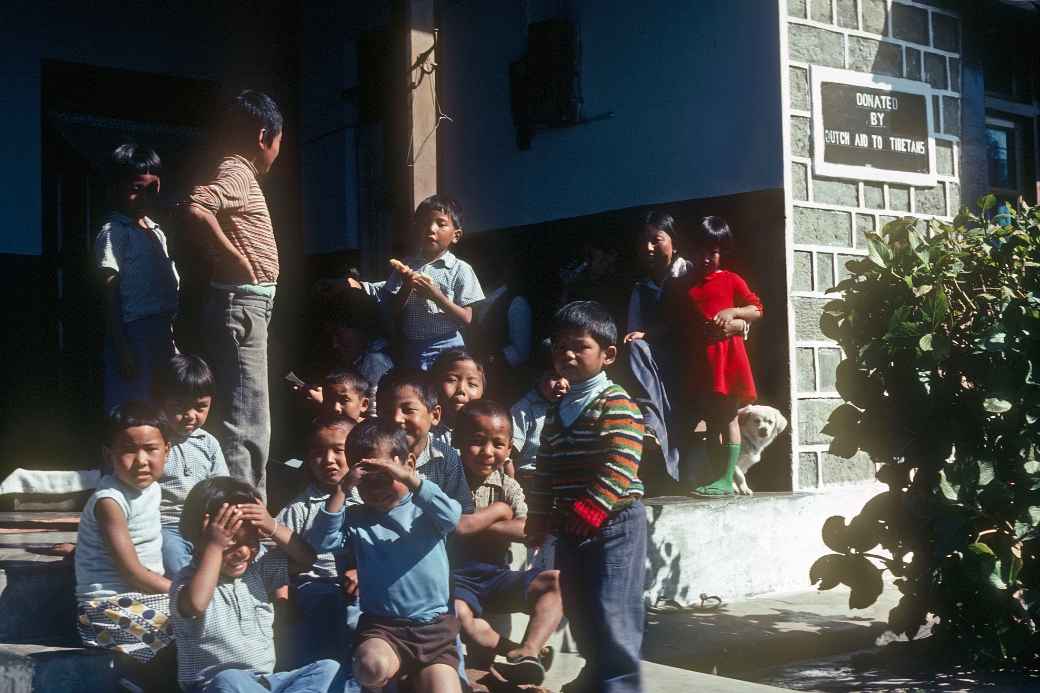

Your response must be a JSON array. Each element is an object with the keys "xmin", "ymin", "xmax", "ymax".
[
  {"xmin": 368, "ymin": 251, "xmax": 484, "ymax": 340},
  {"xmin": 276, "ymin": 483, "xmax": 360, "ymax": 581},
  {"xmin": 159, "ymin": 429, "xmax": 228, "ymax": 526},
  {"xmin": 170, "ymin": 550, "xmax": 288, "ymax": 687},
  {"xmin": 415, "ymin": 433, "xmax": 475, "ymax": 514}
]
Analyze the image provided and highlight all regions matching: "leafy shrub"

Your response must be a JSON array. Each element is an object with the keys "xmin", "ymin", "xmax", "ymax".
[{"xmin": 811, "ymin": 197, "xmax": 1040, "ymax": 665}]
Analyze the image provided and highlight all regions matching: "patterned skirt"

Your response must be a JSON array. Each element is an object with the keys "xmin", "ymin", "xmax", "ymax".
[{"xmin": 76, "ymin": 592, "xmax": 174, "ymax": 662}]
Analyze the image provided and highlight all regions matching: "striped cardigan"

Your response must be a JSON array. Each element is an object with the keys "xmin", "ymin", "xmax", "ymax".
[{"xmin": 527, "ymin": 384, "xmax": 644, "ymax": 532}]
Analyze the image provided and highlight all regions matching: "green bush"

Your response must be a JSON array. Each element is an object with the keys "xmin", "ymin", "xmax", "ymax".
[{"xmin": 811, "ymin": 197, "xmax": 1040, "ymax": 665}]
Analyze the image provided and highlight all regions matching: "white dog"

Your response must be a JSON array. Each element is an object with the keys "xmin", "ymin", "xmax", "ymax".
[{"xmin": 734, "ymin": 405, "xmax": 788, "ymax": 495}]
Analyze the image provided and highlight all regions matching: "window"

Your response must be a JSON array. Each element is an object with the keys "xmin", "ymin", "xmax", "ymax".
[{"xmin": 986, "ymin": 119, "xmax": 1017, "ymax": 191}]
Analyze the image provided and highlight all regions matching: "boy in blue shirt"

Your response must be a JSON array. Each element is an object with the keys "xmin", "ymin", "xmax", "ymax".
[
  {"xmin": 351, "ymin": 195, "xmax": 484, "ymax": 370},
  {"xmin": 308, "ymin": 420, "xmax": 462, "ymax": 692}
]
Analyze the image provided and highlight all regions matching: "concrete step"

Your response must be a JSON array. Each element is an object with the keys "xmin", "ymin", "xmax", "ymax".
[
  {"xmin": 0, "ymin": 644, "xmax": 115, "ymax": 693},
  {"xmin": 0, "ymin": 529, "xmax": 79, "ymax": 646},
  {"xmin": 642, "ymin": 586, "xmax": 901, "ymax": 678}
]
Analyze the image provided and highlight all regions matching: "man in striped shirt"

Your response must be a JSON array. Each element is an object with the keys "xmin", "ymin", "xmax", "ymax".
[
  {"xmin": 183, "ymin": 90, "xmax": 283, "ymax": 502},
  {"xmin": 526, "ymin": 301, "xmax": 646, "ymax": 693}
]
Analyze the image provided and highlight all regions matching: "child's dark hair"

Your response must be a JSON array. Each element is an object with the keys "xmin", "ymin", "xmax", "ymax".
[
  {"xmin": 415, "ymin": 194, "xmax": 462, "ymax": 229},
  {"xmin": 108, "ymin": 143, "xmax": 161, "ymax": 182},
  {"xmin": 179, "ymin": 476, "xmax": 260, "ymax": 546},
  {"xmin": 692, "ymin": 215, "xmax": 734, "ymax": 253},
  {"xmin": 106, "ymin": 400, "xmax": 171, "ymax": 445},
  {"xmin": 324, "ymin": 369, "xmax": 370, "ymax": 398},
  {"xmin": 376, "ymin": 368, "xmax": 439, "ymax": 413},
  {"xmin": 533, "ymin": 338, "xmax": 554, "ymax": 373},
  {"xmin": 430, "ymin": 349, "xmax": 485, "ymax": 383},
  {"xmin": 455, "ymin": 399, "xmax": 512, "ymax": 443},
  {"xmin": 552, "ymin": 300, "xmax": 618, "ymax": 349},
  {"xmin": 643, "ymin": 210, "xmax": 676, "ymax": 238},
  {"xmin": 223, "ymin": 90, "xmax": 283, "ymax": 145},
  {"xmin": 153, "ymin": 354, "xmax": 216, "ymax": 401},
  {"xmin": 346, "ymin": 419, "xmax": 411, "ymax": 464},
  {"xmin": 309, "ymin": 412, "xmax": 357, "ymax": 442}
]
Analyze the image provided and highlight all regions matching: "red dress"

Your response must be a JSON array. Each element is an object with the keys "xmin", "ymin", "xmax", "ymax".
[{"xmin": 673, "ymin": 269, "xmax": 763, "ymax": 404}]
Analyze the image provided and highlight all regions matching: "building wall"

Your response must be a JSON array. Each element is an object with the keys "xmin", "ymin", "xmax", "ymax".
[
  {"xmin": 782, "ymin": 0, "xmax": 962, "ymax": 489},
  {"xmin": 0, "ymin": 0, "xmax": 298, "ymax": 256},
  {"xmin": 436, "ymin": 0, "xmax": 784, "ymax": 234}
]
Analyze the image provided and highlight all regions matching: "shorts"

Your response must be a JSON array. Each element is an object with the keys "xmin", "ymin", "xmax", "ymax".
[
  {"xmin": 356, "ymin": 613, "xmax": 460, "ymax": 675},
  {"xmin": 452, "ymin": 562, "xmax": 540, "ymax": 618}
]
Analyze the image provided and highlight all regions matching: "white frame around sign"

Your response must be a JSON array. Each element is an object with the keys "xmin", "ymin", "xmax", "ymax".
[{"xmin": 810, "ymin": 65, "xmax": 938, "ymax": 187}]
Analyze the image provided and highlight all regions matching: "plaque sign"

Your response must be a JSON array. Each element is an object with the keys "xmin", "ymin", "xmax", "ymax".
[{"xmin": 810, "ymin": 66, "xmax": 937, "ymax": 187}]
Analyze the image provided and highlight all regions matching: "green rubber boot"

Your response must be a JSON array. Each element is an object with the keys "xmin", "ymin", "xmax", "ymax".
[{"xmin": 692, "ymin": 443, "xmax": 740, "ymax": 497}]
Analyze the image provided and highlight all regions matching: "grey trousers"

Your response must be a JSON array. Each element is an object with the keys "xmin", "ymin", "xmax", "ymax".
[{"xmin": 204, "ymin": 289, "xmax": 274, "ymax": 502}]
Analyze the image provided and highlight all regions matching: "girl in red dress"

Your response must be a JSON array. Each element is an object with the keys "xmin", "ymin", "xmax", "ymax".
[{"xmin": 675, "ymin": 216, "xmax": 763, "ymax": 496}]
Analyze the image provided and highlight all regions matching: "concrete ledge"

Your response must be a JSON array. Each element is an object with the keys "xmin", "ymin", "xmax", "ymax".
[
  {"xmin": 0, "ymin": 644, "xmax": 115, "ymax": 693},
  {"xmin": 644, "ymin": 486, "xmax": 882, "ymax": 604},
  {"xmin": 542, "ymin": 652, "xmax": 787, "ymax": 692}
]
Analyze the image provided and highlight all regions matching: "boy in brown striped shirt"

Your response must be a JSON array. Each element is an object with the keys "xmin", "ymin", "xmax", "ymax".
[{"xmin": 183, "ymin": 90, "xmax": 283, "ymax": 502}]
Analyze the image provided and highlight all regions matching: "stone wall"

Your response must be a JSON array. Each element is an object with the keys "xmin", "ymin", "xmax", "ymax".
[{"xmin": 784, "ymin": 0, "xmax": 961, "ymax": 488}]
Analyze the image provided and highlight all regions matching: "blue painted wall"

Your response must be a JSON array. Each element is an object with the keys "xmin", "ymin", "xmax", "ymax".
[
  {"xmin": 0, "ymin": 0, "xmax": 295, "ymax": 256},
  {"xmin": 437, "ymin": 0, "xmax": 784, "ymax": 233}
]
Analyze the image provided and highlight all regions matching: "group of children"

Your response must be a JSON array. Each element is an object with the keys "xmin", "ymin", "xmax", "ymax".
[{"xmin": 88, "ymin": 86, "xmax": 765, "ymax": 693}]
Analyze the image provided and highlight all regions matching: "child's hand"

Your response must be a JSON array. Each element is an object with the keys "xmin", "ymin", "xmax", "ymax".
[
  {"xmin": 409, "ymin": 273, "xmax": 447, "ymax": 304},
  {"xmin": 525, "ymin": 515, "xmax": 548, "ymax": 546},
  {"xmin": 623, "ymin": 331, "xmax": 646, "ymax": 344},
  {"xmin": 713, "ymin": 308, "xmax": 740, "ymax": 327},
  {"xmin": 341, "ymin": 464, "xmax": 367, "ymax": 493},
  {"xmin": 490, "ymin": 501, "xmax": 514, "ymax": 522},
  {"xmin": 346, "ymin": 277, "xmax": 364, "ymax": 290},
  {"xmin": 342, "ymin": 568, "xmax": 359, "ymax": 599},
  {"xmin": 202, "ymin": 503, "xmax": 243, "ymax": 550},
  {"xmin": 236, "ymin": 503, "xmax": 277, "ymax": 538},
  {"xmin": 359, "ymin": 458, "xmax": 420, "ymax": 490}
]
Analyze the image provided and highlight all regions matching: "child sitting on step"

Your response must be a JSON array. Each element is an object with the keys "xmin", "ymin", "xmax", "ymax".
[{"xmin": 75, "ymin": 401, "xmax": 175, "ymax": 663}]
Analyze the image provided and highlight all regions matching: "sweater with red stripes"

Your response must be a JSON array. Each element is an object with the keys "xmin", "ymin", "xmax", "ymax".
[{"xmin": 527, "ymin": 384, "xmax": 645, "ymax": 532}]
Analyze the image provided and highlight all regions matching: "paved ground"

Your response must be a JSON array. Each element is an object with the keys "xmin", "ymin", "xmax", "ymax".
[
  {"xmin": 749, "ymin": 646, "xmax": 1040, "ymax": 692},
  {"xmin": 642, "ymin": 586, "xmax": 902, "ymax": 676}
]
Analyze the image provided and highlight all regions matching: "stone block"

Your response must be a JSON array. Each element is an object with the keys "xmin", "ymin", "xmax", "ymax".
[
  {"xmin": 797, "ymin": 347, "xmax": 816, "ymax": 391},
  {"xmin": 931, "ymin": 12, "xmax": 959, "ymax": 51},
  {"xmin": 915, "ymin": 184, "xmax": 947, "ymax": 216},
  {"xmin": 949, "ymin": 57, "xmax": 960, "ymax": 92},
  {"xmin": 816, "ymin": 252, "xmax": 835, "ymax": 293},
  {"xmin": 943, "ymin": 96, "xmax": 960, "ymax": 135},
  {"xmin": 811, "ymin": 0, "xmax": 833, "ymax": 23},
  {"xmin": 818, "ymin": 347, "xmax": 842, "ymax": 391},
  {"xmin": 822, "ymin": 451, "xmax": 875, "ymax": 484},
  {"xmin": 848, "ymin": 37, "xmax": 902, "ymax": 77},
  {"xmin": 794, "ymin": 250, "xmax": 813, "ymax": 291},
  {"xmin": 878, "ymin": 214, "xmax": 900, "ymax": 229},
  {"xmin": 788, "ymin": 0, "xmax": 807, "ymax": 18},
  {"xmin": 855, "ymin": 213, "xmax": 875, "ymax": 248},
  {"xmin": 814, "ymin": 177, "xmax": 858, "ymax": 207},
  {"xmin": 836, "ymin": 0, "xmax": 858, "ymax": 28},
  {"xmin": 836, "ymin": 253, "xmax": 859, "ymax": 281},
  {"xmin": 799, "ymin": 452, "xmax": 819, "ymax": 489},
  {"xmin": 936, "ymin": 140, "xmax": 954, "ymax": 176},
  {"xmin": 789, "ymin": 24, "xmax": 845, "ymax": 68},
  {"xmin": 924, "ymin": 52, "xmax": 948, "ymax": 90},
  {"xmin": 792, "ymin": 162, "xmax": 809, "ymax": 201},
  {"xmin": 948, "ymin": 182, "xmax": 961, "ymax": 213},
  {"xmin": 905, "ymin": 47, "xmax": 922, "ymax": 81},
  {"xmin": 863, "ymin": 182, "xmax": 884, "ymax": 209},
  {"xmin": 794, "ymin": 296, "xmax": 831, "ymax": 341},
  {"xmin": 892, "ymin": 3, "xmax": 928, "ymax": 45},
  {"xmin": 793, "ymin": 207, "xmax": 853, "ymax": 247},
  {"xmin": 861, "ymin": 0, "xmax": 888, "ymax": 35},
  {"xmin": 790, "ymin": 66, "xmax": 810, "ymax": 110},
  {"xmin": 798, "ymin": 398, "xmax": 841, "ymax": 445},
  {"xmin": 791, "ymin": 116, "xmax": 811, "ymax": 157},
  {"xmin": 888, "ymin": 185, "xmax": 910, "ymax": 212}
]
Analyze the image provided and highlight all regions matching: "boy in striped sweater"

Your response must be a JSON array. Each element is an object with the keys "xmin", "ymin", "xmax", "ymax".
[{"xmin": 526, "ymin": 300, "xmax": 647, "ymax": 693}]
